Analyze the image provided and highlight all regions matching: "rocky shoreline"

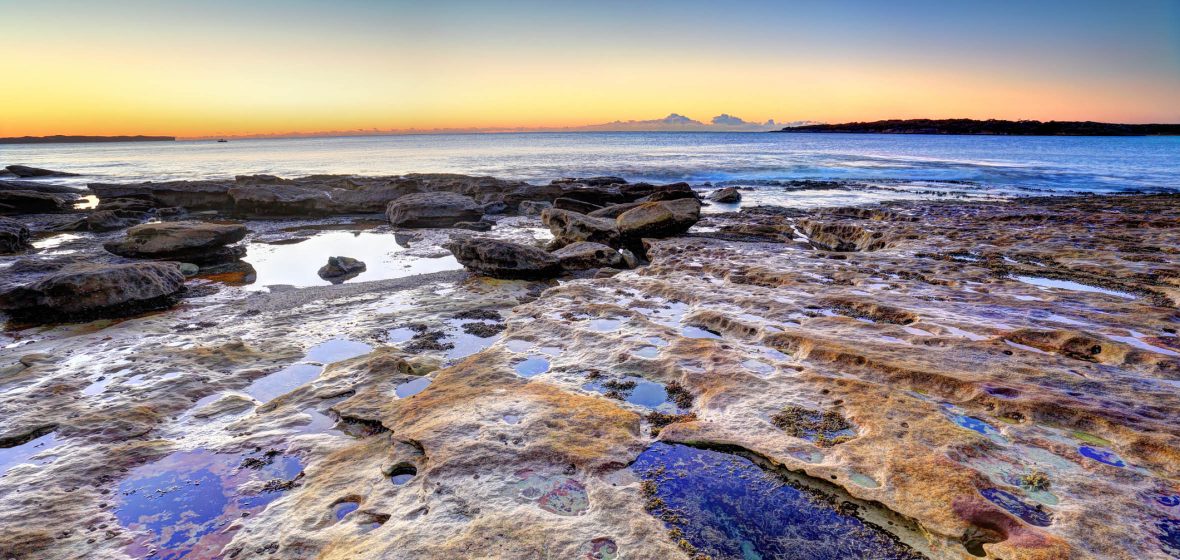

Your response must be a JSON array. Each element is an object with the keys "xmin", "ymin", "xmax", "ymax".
[{"xmin": 1, "ymin": 173, "xmax": 1178, "ymax": 559}]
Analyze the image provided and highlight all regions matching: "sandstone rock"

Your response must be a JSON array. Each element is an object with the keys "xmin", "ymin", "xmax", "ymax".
[
  {"xmin": 518, "ymin": 200, "xmax": 553, "ymax": 216},
  {"xmin": 95, "ymin": 197, "xmax": 157, "ymax": 212},
  {"xmin": 5, "ymin": 165, "xmax": 77, "ymax": 178},
  {"xmin": 59, "ymin": 210, "xmax": 148, "ymax": 232},
  {"xmin": 541, "ymin": 208, "xmax": 620, "ymax": 249},
  {"xmin": 620, "ymin": 248, "xmax": 639, "ymax": 268},
  {"xmin": 588, "ymin": 201, "xmax": 646, "ymax": 219},
  {"xmin": 453, "ymin": 221, "xmax": 493, "ymax": 232},
  {"xmin": 621, "ymin": 181, "xmax": 694, "ymax": 201},
  {"xmin": 708, "ymin": 187, "xmax": 742, "ymax": 203},
  {"xmin": 552, "ymin": 176, "xmax": 627, "ymax": 187},
  {"xmin": 104, "ymin": 221, "xmax": 248, "ymax": 263},
  {"xmin": 0, "ymin": 217, "xmax": 31, "ymax": 254},
  {"xmin": 0, "ymin": 180, "xmax": 83, "ymax": 194},
  {"xmin": 444, "ymin": 237, "xmax": 561, "ymax": 279},
  {"xmin": 553, "ymin": 197, "xmax": 603, "ymax": 214},
  {"xmin": 0, "ymin": 190, "xmax": 68, "ymax": 214},
  {"xmin": 386, "ymin": 192, "xmax": 483, "ymax": 228},
  {"xmin": 0, "ymin": 262, "xmax": 185, "ymax": 323},
  {"xmin": 317, "ymin": 256, "xmax": 367, "ymax": 283},
  {"xmin": 616, "ymin": 198, "xmax": 701, "ymax": 240},
  {"xmin": 553, "ymin": 241, "xmax": 624, "ymax": 270}
]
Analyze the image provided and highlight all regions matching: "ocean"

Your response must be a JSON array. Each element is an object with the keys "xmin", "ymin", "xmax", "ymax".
[{"xmin": 4, "ymin": 132, "xmax": 1177, "ymax": 207}]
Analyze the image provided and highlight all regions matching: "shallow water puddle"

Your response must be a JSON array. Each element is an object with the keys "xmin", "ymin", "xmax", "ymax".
[
  {"xmin": 633, "ymin": 443, "xmax": 925, "ymax": 559},
  {"xmin": 946, "ymin": 409, "xmax": 1007, "ymax": 444},
  {"xmin": 589, "ymin": 318, "xmax": 624, "ymax": 332},
  {"xmin": 576, "ymin": 537, "xmax": 619, "ymax": 560},
  {"xmin": 395, "ymin": 377, "xmax": 431, "ymax": 398},
  {"xmin": 742, "ymin": 359, "xmax": 775, "ymax": 375},
  {"xmin": 333, "ymin": 501, "xmax": 359, "ymax": 521},
  {"xmin": 1078, "ymin": 445, "xmax": 1126, "ymax": 467},
  {"xmin": 385, "ymin": 326, "xmax": 417, "ymax": 343},
  {"xmin": 116, "ymin": 448, "xmax": 302, "ymax": 559},
  {"xmin": 583, "ymin": 376, "xmax": 680, "ymax": 412},
  {"xmin": 444, "ymin": 318, "xmax": 503, "ymax": 361},
  {"xmin": 682, "ymin": 325, "xmax": 722, "ymax": 339},
  {"xmin": 979, "ymin": 488, "xmax": 1052, "ymax": 527},
  {"xmin": 514, "ymin": 357, "xmax": 550, "ymax": 377},
  {"xmin": 246, "ymin": 339, "xmax": 372, "ymax": 403},
  {"xmin": 0, "ymin": 430, "xmax": 62, "ymax": 476},
  {"xmin": 514, "ymin": 469, "xmax": 589, "ymax": 516},
  {"xmin": 242, "ymin": 231, "xmax": 461, "ymax": 289},
  {"xmin": 636, "ymin": 301, "xmax": 689, "ymax": 328},
  {"xmin": 1010, "ymin": 275, "xmax": 1136, "ymax": 299},
  {"xmin": 634, "ymin": 345, "xmax": 660, "ymax": 358}
]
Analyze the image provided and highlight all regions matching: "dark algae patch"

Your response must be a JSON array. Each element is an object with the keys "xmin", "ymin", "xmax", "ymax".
[
  {"xmin": 770, "ymin": 406, "xmax": 856, "ymax": 447},
  {"xmin": 632, "ymin": 442, "xmax": 926, "ymax": 560}
]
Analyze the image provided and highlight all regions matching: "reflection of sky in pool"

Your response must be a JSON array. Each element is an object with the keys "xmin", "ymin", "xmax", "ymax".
[
  {"xmin": 583, "ymin": 376, "xmax": 680, "ymax": 412},
  {"xmin": 243, "ymin": 231, "xmax": 460, "ymax": 289},
  {"xmin": 0, "ymin": 431, "xmax": 62, "ymax": 476},
  {"xmin": 632, "ymin": 443, "xmax": 923, "ymax": 560},
  {"xmin": 1079, "ymin": 445, "xmax": 1126, "ymax": 467},
  {"xmin": 980, "ymin": 488, "xmax": 1052, "ymax": 527}
]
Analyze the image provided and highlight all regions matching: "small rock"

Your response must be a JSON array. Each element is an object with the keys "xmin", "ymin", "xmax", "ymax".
[
  {"xmin": 178, "ymin": 263, "xmax": 200, "ymax": 276},
  {"xmin": 317, "ymin": 256, "xmax": 367, "ymax": 283},
  {"xmin": 553, "ymin": 242, "xmax": 624, "ymax": 271},
  {"xmin": 444, "ymin": 237, "xmax": 561, "ymax": 279},
  {"xmin": 620, "ymin": 248, "xmax": 639, "ymax": 268},
  {"xmin": 453, "ymin": 221, "xmax": 493, "ymax": 232},
  {"xmin": 707, "ymin": 187, "xmax": 741, "ymax": 203}
]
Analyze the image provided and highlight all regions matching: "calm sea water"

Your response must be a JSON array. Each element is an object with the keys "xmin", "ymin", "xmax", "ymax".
[{"xmin": 3, "ymin": 132, "xmax": 1177, "ymax": 199}]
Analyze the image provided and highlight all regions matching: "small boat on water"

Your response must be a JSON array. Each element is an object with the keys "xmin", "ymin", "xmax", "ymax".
[{"xmin": 217, "ymin": 139, "xmax": 228, "ymax": 143}]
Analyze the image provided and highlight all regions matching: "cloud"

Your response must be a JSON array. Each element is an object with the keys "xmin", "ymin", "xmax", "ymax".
[{"xmin": 711, "ymin": 114, "xmax": 748, "ymax": 125}]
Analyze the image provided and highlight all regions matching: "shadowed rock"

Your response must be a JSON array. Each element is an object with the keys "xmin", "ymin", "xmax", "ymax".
[
  {"xmin": 0, "ymin": 217, "xmax": 31, "ymax": 253},
  {"xmin": 104, "ymin": 221, "xmax": 248, "ymax": 263},
  {"xmin": 708, "ymin": 186, "xmax": 741, "ymax": 203},
  {"xmin": 445, "ymin": 237, "xmax": 561, "ymax": 279},
  {"xmin": 616, "ymin": 198, "xmax": 701, "ymax": 239},
  {"xmin": 0, "ymin": 180, "xmax": 84, "ymax": 194},
  {"xmin": 59, "ymin": 210, "xmax": 148, "ymax": 232},
  {"xmin": 541, "ymin": 208, "xmax": 621, "ymax": 249},
  {"xmin": 553, "ymin": 241, "xmax": 625, "ymax": 270},
  {"xmin": 317, "ymin": 256, "xmax": 367, "ymax": 283},
  {"xmin": 0, "ymin": 190, "xmax": 69, "ymax": 214},
  {"xmin": 5, "ymin": 165, "xmax": 78, "ymax": 178},
  {"xmin": 387, "ymin": 192, "xmax": 483, "ymax": 228},
  {"xmin": 0, "ymin": 262, "xmax": 185, "ymax": 323},
  {"xmin": 552, "ymin": 197, "xmax": 603, "ymax": 214}
]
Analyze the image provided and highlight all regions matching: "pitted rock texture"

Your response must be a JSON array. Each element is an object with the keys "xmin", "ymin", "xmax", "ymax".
[
  {"xmin": 386, "ymin": 192, "xmax": 484, "ymax": 228},
  {"xmin": 445, "ymin": 237, "xmax": 562, "ymax": 279},
  {"xmin": 103, "ymin": 221, "xmax": 248, "ymax": 262},
  {"xmin": 0, "ymin": 262, "xmax": 185, "ymax": 322}
]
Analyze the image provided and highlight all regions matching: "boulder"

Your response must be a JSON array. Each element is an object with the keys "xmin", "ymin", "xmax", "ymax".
[
  {"xmin": 444, "ymin": 237, "xmax": 561, "ymax": 279},
  {"xmin": 453, "ymin": 221, "xmax": 493, "ymax": 232},
  {"xmin": 553, "ymin": 198, "xmax": 603, "ymax": 214},
  {"xmin": 0, "ymin": 190, "xmax": 68, "ymax": 214},
  {"xmin": 318, "ymin": 256, "xmax": 367, "ymax": 283},
  {"xmin": 541, "ymin": 208, "xmax": 620, "ymax": 249},
  {"xmin": 551, "ymin": 176, "xmax": 627, "ymax": 187},
  {"xmin": 59, "ymin": 210, "xmax": 148, "ymax": 232},
  {"xmin": 0, "ymin": 180, "xmax": 83, "ymax": 194},
  {"xmin": 104, "ymin": 221, "xmax": 248, "ymax": 263},
  {"xmin": 616, "ymin": 198, "xmax": 702, "ymax": 240},
  {"xmin": 588, "ymin": 202, "xmax": 645, "ymax": 219},
  {"xmin": 518, "ymin": 201, "xmax": 553, "ymax": 216},
  {"xmin": 5, "ymin": 165, "xmax": 77, "ymax": 178},
  {"xmin": 708, "ymin": 187, "xmax": 742, "ymax": 203},
  {"xmin": 0, "ymin": 217, "xmax": 31, "ymax": 254},
  {"xmin": 96, "ymin": 197, "xmax": 158, "ymax": 212},
  {"xmin": 387, "ymin": 192, "xmax": 483, "ymax": 228},
  {"xmin": 0, "ymin": 262, "xmax": 186, "ymax": 323},
  {"xmin": 553, "ymin": 242, "xmax": 624, "ymax": 270}
]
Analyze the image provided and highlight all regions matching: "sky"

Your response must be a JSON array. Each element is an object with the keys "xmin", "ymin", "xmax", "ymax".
[{"xmin": 2, "ymin": 0, "xmax": 1178, "ymax": 138}]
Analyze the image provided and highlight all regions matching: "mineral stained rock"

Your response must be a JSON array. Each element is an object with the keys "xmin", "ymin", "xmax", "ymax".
[
  {"xmin": 0, "ymin": 261, "xmax": 185, "ymax": 322},
  {"xmin": 615, "ymin": 197, "xmax": 702, "ymax": 239},
  {"xmin": 1, "ymin": 190, "xmax": 1179, "ymax": 560}
]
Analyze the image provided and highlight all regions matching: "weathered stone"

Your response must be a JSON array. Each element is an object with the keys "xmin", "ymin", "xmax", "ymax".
[
  {"xmin": 59, "ymin": 210, "xmax": 148, "ymax": 232},
  {"xmin": 317, "ymin": 256, "xmax": 367, "ymax": 283},
  {"xmin": 0, "ymin": 190, "xmax": 68, "ymax": 214},
  {"xmin": 541, "ymin": 208, "xmax": 620, "ymax": 249},
  {"xmin": 444, "ymin": 237, "xmax": 561, "ymax": 279},
  {"xmin": 518, "ymin": 200, "xmax": 553, "ymax": 216},
  {"xmin": 5, "ymin": 165, "xmax": 77, "ymax": 178},
  {"xmin": 0, "ymin": 180, "xmax": 83, "ymax": 194},
  {"xmin": 616, "ymin": 198, "xmax": 701, "ymax": 239},
  {"xmin": 0, "ymin": 262, "xmax": 185, "ymax": 323},
  {"xmin": 452, "ymin": 220, "xmax": 493, "ymax": 232},
  {"xmin": 553, "ymin": 197, "xmax": 603, "ymax": 214},
  {"xmin": 104, "ymin": 221, "xmax": 248, "ymax": 263},
  {"xmin": 0, "ymin": 217, "xmax": 31, "ymax": 254},
  {"xmin": 553, "ymin": 241, "xmax": 624, "ymax": 270},
  {"xmin": 386, "ymin": 192, "xmax": 483, "ymax": 228},
  {"xmin": 708, "ymin": 186, "xmax": 742, "ymax": 203},
  {"xmin": 588, "ymin": 201, "xmax": 645, "ymax": 219}
]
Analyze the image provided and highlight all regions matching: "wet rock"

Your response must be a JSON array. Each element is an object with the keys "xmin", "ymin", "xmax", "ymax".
[
  {"xmin": 798, "ymin": 219, "xmax": 890, "ymax": 252},
  {"xmin": 553, "ymin": 197, "xmax": 603, "ymax": 214},
  {"xmin": 386, "ymin": 192, "xmax": 483, "ymax": 228},
  {"xmin": 0, "ymin": 180, "xmax": 84, "ymax": 194},
  {"xmin": 707, "ymin": 186, "xmax": 741, "ymax": 203},
  {"xmin": 588, "ymin": 202, "xmax": 645, "ymax": 219},
  {"xmin": 104, "ymin": 221, "xmax": 248, "ymax": 264},
  {"xmin": 5, "ymin": 165, "xmax": 77, "ymax": 178},
  {"xmin": 553, "ymin": 241, "xmax": 624, "ymax": 271},
  {"xmin": 541, "ymin": 208, "xmax": 620, "ymax": 249},
  {"xmin": 0, "ymin": 262, "xmax": 185, "ymax": 323},
  {"xmin": 58, "ymin": 210, "xmax": 148, "ymax": 232},
  {"xmin": 615, "ymin": 198, "xmax": 701, "ymax": 240},
  {"xmin": 94, "ymin": 197, "xmax": 157, "ymax": 212},
  {"xmin": 317, "ymin": 256, "xmax": 367, "ymax": 283},
  {"xmin": 452, "ymin": 220, "xmax": 493, "ymax": 232},
  {"xmin": 444, "ymin": 237, "xmax": 561, "ymax": 279},
  {"xmin": 622, "ymin": 182, "xmax": 695, "ymax": 201},
  {"xmin": 518, "ymin": 200, "xmax": 553, "ymax": 216},
  {"xmin": 0, "ymin": 190, "xmax": 69, "ymax": 214},
  {"xmin": 0, "ymin": 217, "xmax": 31, "ymax": 253},
  {"xmin": 552, "ymin": 176, "xmax": 627, "ymax": 187}
]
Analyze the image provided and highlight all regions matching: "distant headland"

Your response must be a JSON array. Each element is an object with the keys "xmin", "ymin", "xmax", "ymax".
[
  {"xmin": 0, "ymin": 135, "xmax": 176, "ymax": 145},
  {"xmin": 776, "ymin": 119, "xmax": 1180, "ymax": 136}
]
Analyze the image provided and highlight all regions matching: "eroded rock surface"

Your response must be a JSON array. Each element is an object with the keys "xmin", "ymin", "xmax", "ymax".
[
  {"xmin": 445, "ymin": 236, "xmax": 562, "ymax": 279},
  {"xmin": 104, "ymin": 221, "xmax": 248, "ymax": 263},
  {"xmin": 0, "ymin": 262, "xmax": 185, "ymax": 322}
]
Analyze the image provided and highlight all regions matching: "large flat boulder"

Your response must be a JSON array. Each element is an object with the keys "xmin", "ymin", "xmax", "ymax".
[
  {"xmin": 59, "ymin": 210, "xmax": 148, "ymax": 232},
  {"xmin": 387, "ymin": 192, "xmax": 483, "ymax": 228},
  {"xmin": 0, "ymin": 262, "xmax": 185, "ymax": 323},
  {"xmin": 444, "ymin": 237, "xmax": 561, "ymax": 279},
  {"xmin": 553, "ymin": 241, "xmax": 625, "ymax": 270},
  {"xmin": 541, "ymin": 208, "xmax": 620, "ymax": 249},
  {"xmin": 0, "ymin": 180, "xmax": 84, "ymax": 194},
  {"xmin": 104, "ymin": 221, "xmax": 248, "ymax": 262},
  {"xmin": 0, "ymin": 190, "xmax": 69, "ymax": 214},
  {"xmin": 616, "ymin": 198, "xmax": 701, "ymax": 239},
  {"xmin": 5, "ymin": 165, "xmax": 78, "ymax": 178},
  {"xmin": 0, "ymin": 217, "xmax": 31, "ymax": 254}
]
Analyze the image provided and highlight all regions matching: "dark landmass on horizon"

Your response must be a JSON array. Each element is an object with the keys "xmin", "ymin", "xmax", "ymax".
[
  {"xmin": 0, "ymin": 135, "xmax": 176, "ymax": 145},
  {"xmin": 777, "ymin": 119, "xmax": 1180, "ymax": 136}
]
